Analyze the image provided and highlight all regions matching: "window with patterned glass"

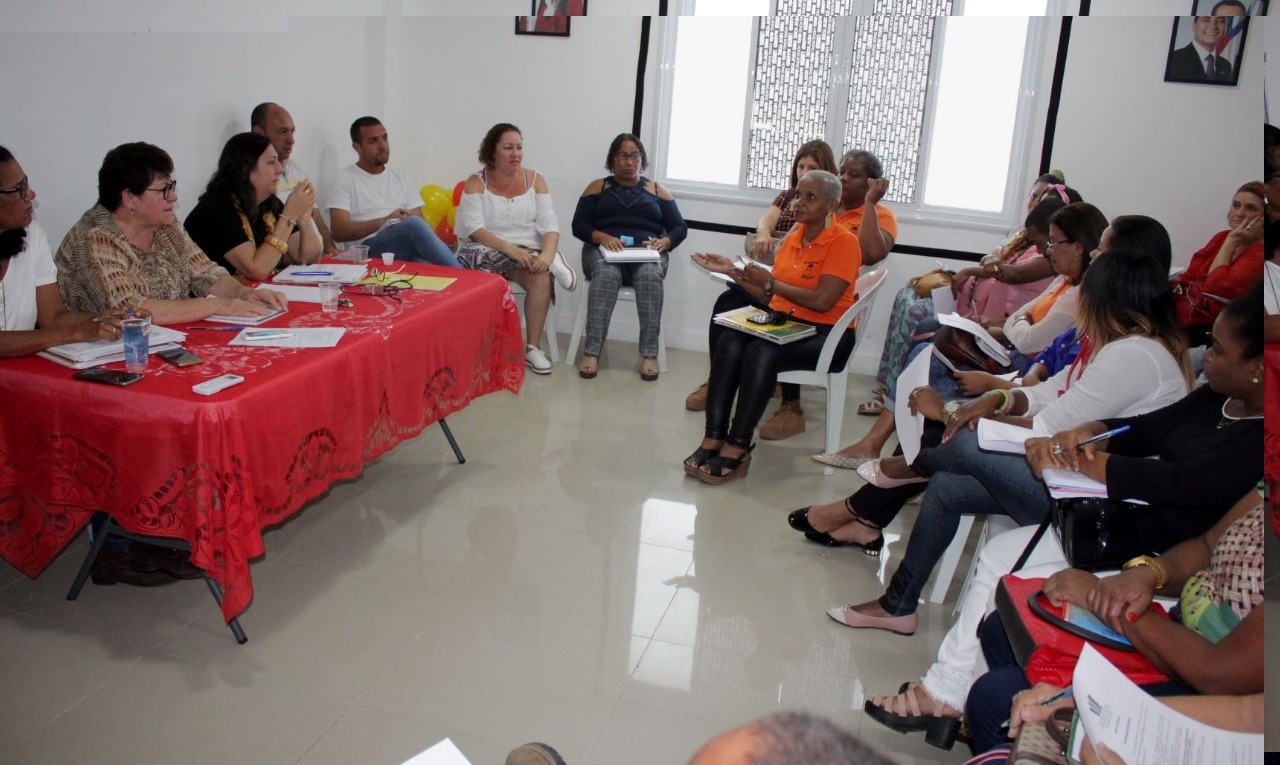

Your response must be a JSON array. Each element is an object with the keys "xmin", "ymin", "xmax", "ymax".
[{"xmin": 659, "ymin": 0, "xmax": 1050, "ymax": 223}]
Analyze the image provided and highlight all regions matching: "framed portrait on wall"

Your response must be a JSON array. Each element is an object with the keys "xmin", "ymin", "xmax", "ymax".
[
  {"xmin": 515, "ymin": 0, "xmax": 587, "ymax": 38},
  {"xmin": 1163, "ymin": 0, "xmax": 1267, "ymax": 86}
]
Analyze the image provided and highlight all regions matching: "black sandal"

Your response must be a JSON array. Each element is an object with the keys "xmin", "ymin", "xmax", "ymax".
[
  {"xmin": 697, "ymin": 443, "xmax": 754, "ymax": 485},
  {"xmin": 790, "ymin": 499, "xmax": 884, "ymax": 556},
  {"xmin": 683, "ymin": 445, "xmax": 721, "ymax": 478}
]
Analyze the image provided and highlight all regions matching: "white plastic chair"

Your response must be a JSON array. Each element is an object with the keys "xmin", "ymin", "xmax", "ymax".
[
  {"xmin": 776, "ymin": 268, "xmax": 887, "ymax": 455},
  {"xmin": 508, "ymin": 282, "xmax": 560, "ymax": 362},
  {"xmin": 929, "ymin": 513, "xmax": 1020, "ymax": 606},
  {"xmin": 564, "ymin": 286, "xmax": 668, "ymax": 371}
]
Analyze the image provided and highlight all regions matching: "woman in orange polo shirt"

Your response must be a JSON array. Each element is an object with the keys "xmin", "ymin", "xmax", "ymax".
[{"xmin": 687, "ymin": 170, "xmax": 861, "ymax": 485}]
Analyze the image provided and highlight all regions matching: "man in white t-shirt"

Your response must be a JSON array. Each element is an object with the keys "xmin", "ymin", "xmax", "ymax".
[
  {"xmin": 0, "ymin": 147, "xmax": 118, "ymax": 357},
  {"xmin": 327, "ymin": 116, "xmax": 459, "ymax": 267},
  {"xmin": 250, "ymin": 102, "xmax": 338, "ymax": 255}
]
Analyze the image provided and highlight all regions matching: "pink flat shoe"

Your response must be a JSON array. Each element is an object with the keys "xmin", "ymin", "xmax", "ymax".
[
  {"xmin": 857, "ymin": 459, "xmax": 929, "ymax": 490},
  {"xmin": 826, "ymin": 605, "xmax": 919, "ymax": 636}
]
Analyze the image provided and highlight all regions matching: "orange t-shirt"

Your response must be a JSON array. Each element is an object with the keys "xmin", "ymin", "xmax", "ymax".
[
  {"xmin": 767, "ymin": 222, "xmax": 862, "ymax": 325},
  {"xmin": 833, "ymin": 203, "xmax": 898, "ymax": 241}
]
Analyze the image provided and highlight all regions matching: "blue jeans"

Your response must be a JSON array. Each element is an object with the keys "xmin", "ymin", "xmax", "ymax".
[
  {"xmin": 878, "ymin": 428, "xmax": 1051, "ymax": 616},
  {"xmin": 363, "ymin": 217, "xmax": 459, "ymax": 267}
]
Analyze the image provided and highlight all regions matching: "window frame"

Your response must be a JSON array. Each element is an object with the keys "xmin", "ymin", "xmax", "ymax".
[{"xmin": 649, "ymin": 7, "xmax": 1058, "ymax": 236}]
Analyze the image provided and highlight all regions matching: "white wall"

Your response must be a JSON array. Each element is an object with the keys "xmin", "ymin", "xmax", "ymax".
[{"xmin": 0, "ymin": 8, "xmax": 1266, "ymax": 376}]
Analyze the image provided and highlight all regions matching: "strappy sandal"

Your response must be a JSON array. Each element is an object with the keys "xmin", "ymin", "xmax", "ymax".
[
  {"xmin": 788, "ymin": 499, "xmax": 884, "ymax": 556},
  {"xmin": 683, "ymin": 444, "xmax": 722, "ymax": 478},
  {"xmin": 697, "ymin": 443, "xmax": 754, "ymax": 485},
  {"xmin": 863, "ymin": 681, "xmax": 963, "ymax": 750},
  {"xmin": 578, "ymin": 354, "xmax": 598, "ymax": 379},
  {"xmin": 857, "ymin": 394, "xmax": 886, "ymax": 416}
]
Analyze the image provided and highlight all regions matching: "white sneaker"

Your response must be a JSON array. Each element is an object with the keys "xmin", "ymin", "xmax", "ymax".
[
  {"xmin": 548, "ymin": 251, "xmax": 577, "ymax": 291},
  {"xmin": 525, "ymin": 345, "xmax": 552, "ymax": 375}
]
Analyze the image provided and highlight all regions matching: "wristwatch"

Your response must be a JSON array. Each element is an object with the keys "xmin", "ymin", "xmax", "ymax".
[
  {"xmin": 763, "ymin": 278, "xmax": 775, "ymax": 299},
  {"xmin": 942, "ymin": 400, "xmax": 961, "ymax": 422},
  {"xmin": 1121, "ymin": 555, "xmax": 1167, "ymax": 591}
]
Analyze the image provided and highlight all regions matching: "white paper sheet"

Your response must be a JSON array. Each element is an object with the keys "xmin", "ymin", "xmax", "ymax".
[
  {"xmin": 44, "ymin": 326, "xmax": 188, "ymax": 364},
  {"xmin": 399, "ymin": 737, "xmax": 473, "ymax": 765},
  {"xmin": 976, "ymin": 418, "xmax": 1037, "ymax": 455},
  {"xmin": 228, "ymin": 328, "xmax": 346, "ymax": 348},
  {"xmin": 893, "ymin": 344, "xmax": 933, "ymax": 463},
  {"xmin": 1071, "ymin": 644, "xmax": 1262, "ymax": 765},
  {"xmin": 256, "ymin": 284, "xmax": 324, "ymax": 303},
  {"xmin": 931, "ymin": 284, "xmax": 956, "ymax": 315},
  {"xmin": 936, "ymin": 312, "xmax": 1011, "ymax": 366},
  {"xmin": 273, "ymin": 264, "xmax": 369, "ymax": 284},
  {"xmin": 1041, "ymin": 467, "xmax": 1109, "ymax": 498}
]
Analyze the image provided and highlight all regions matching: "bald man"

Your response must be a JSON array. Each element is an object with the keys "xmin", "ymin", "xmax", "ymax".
[{"xmin": 250, "ymin": 102, "xmax": 338, "ymax": 254}]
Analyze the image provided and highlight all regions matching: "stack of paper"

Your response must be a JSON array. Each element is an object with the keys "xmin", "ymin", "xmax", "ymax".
[
  {"xmin": 39, "ymin": 326, "xmax": 188, "ymax": 370},
  {"xmin": 713, "ymin": 306, "xmax": 816, "ymax": 344},
  {"xmin": 1042, "ymin": 467, "xmax": 1108, "ymax": 499},
  {"xmin": 936, "ymin": 312, "xmax": 1012, "ymax": 366},
  {"xmin": 977, "ymin": 419, "xmax": 1037, "ymax": 454},
  {"xmin": 273, "ymin": 264, "xmax": 369, "ymax": 284},
  {"xmin": 602, "ymin": 247, "xmax": 661, "ymax": 263},
  {"xmin": 203, "ymin": 305, "xmax": 287, "ymax": 325}
]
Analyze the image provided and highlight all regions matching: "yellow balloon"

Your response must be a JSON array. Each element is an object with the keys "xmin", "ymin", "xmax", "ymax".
[{"xmin": 419, "ymin": 184, "xmax": 451, "ymax": 227}]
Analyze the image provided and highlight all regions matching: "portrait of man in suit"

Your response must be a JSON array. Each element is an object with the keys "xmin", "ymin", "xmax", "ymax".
[
  {"xmin": 516, "ymin": 0, "xmax": 587, "ymax": 37},
  {"xmin": 1164, "ymin": 1, "xmax": 1259, "ymax": 87}
]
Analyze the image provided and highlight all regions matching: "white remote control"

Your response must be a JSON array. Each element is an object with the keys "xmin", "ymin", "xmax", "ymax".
[{"xmin": 192, "ymin": 374, "xmax": 245, "ymax": 396}]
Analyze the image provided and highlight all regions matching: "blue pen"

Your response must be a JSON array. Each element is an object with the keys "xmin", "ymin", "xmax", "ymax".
[
  {"xmin": 1076, "ymin": 425, "xmax": 1130, "ymax": 449},
  {"xmin": 290, "ymin": 270, "xmax": 333, "ymax": 276},
  {"xmin": 999, "ymin": 687, "xmax": 1073, "ymax": 728}
]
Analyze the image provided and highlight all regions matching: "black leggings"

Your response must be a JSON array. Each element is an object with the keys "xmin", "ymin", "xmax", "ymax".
[
  {"xmin": 704, "ymin": 323, "xmax": 856, "ymax": 447},
  {"xmin": 708, "ymin": 288, "xmax": 801, "ymax": 403}
]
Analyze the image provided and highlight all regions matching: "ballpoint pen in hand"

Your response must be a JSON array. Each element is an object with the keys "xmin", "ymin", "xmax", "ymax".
[
  {"xmin": 1052, "ymin": 425, "xmax": 1130, "ymax": 455},
  {"xmin": 1000, "ymin": 687, "xmax": 1073, "ymax": 728},
  {"xmin": 187, "ymin": 325, "xmax": 249, "ymax": 331}
]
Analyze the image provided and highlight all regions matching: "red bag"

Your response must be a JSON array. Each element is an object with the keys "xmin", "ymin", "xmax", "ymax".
[
  {"xmin": 994, "ymin": 574, "xmax": 1171, "ymax": 688},
  {"xmin": 1170, "ymin": 279, "xmax": 1223, "ymax": 329}
]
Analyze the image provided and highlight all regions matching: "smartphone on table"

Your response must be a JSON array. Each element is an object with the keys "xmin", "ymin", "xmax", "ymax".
[
  {"xmin": 72, "ymin": 367, "xmax": 143, "ymax": 387},
  {"xmin": 157, "ymin": 347, "xmax": 204, "ymax": 367}
]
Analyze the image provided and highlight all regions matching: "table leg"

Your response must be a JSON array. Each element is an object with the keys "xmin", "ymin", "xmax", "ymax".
[
  {"xmin": 66, "ymin": 512, "xmax": 111, "ymax": 602},
  {"xmin": 203, "ymin": 577, "xmax": 249, "ymax": 644},
  {"xmin": 438, "ymin": 418, "xmax": 466, "ymax": 464}
]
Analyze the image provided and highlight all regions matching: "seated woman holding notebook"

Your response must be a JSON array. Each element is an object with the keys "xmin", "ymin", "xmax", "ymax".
[
  {"xmin": 184, "ymin": 132, "xmax": 321, "ymax": 282},
  {"xmin": 966, "ymin": 488, "xmax": 1264, "ymax": 754},
  {"xmin": 684, "ymin": 169, "xmax": 860, "ymax": 485},
  {"xmin": 850, "ymin": 286, "xmax": 1261, "ymax": 750}
]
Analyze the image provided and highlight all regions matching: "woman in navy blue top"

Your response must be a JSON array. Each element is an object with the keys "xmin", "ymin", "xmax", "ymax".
[{"xmin": 571, "ymin": 133, "xmax": 687, "ymax": 380}]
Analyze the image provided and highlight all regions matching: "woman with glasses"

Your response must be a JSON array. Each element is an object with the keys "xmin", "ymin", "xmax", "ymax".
[
  {"xmin": 184, "ymin": 132, "xmax": 321, "ymax": 282},
  {"xmin": 0, "ymin": 145, "xmax": 124, "ymax": 356},
  {"xmin": 55, "ymin": 142, "xmax": 286, "ymax": 324},
  {"xmin": 571, "ymin": 133, "xmax": 687, "ymax": 380}
]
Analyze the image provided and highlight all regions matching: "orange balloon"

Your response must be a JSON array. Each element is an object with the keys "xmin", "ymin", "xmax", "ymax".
[{"xmin": 452, "ymin": 180, "xmax": 466, "ymax": 207}]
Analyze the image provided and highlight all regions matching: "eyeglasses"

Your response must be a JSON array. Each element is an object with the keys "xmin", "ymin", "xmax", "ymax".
[
  {"xmin": 616, "ymin": 152, "xmax": 642, "ymax": 164},
  {"xmin": 0, "ymin": 176, "xmax": 30, "ymax": 198},
  {"xmin": 143, "ymin": 179, "xmax": 178, "ymax": 200},
  {"xmin": 343, "ymin": 280, "xmax": 412, "ymax": 302},
  {"xmin": 1045, "ymin": 239, "xmax": 1073, "ymax": 252}
]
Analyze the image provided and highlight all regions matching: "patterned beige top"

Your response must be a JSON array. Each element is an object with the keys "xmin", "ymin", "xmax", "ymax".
[{"xmin": 55, "ymin": 203, "xmax": 228, "ymax": 313}]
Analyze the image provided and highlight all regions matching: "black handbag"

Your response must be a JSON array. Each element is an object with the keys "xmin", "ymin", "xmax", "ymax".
[{"xmin": 1051, "ymin": 497, "xmax": 1157, "ymax": 571}]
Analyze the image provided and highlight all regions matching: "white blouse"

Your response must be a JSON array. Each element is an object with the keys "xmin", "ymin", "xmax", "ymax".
[{"xmin": 455, "ymin": 169, "xmax": 559, "ymax": 250}]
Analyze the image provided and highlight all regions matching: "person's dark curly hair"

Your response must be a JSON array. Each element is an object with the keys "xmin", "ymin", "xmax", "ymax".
[
  {"xmin": 605, "ymin": 133, "xmax": 647, "ymax": 173},
  {"xmin": 0, "ymin": 145, "xmax": 27, "ymax": 260},
  {"xmin": 478, "ymin": 123, "xmax": 521, "ymax": 168},
  {"xmin": 199, "ymin": 132, "xmax": 282, "ymax": 229},
  {"xmin": 1048, "ymin": 202, "xmax": 1109, "ymax": 285},
  {"xmin": 97, "ymin": 142, "xmax": 174, "ymax": 211},
  {"xmin": 1219, "ymin": 280, "xmax": 1263, "ymax": 360}
]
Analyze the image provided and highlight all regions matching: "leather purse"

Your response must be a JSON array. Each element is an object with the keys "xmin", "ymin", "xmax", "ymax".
[
  {"xmin": 1008, "ymin": 708, "xmax": 1074, "ymax": 765},
  {"xmin": 1051, "ymin": 497, "xmax": 1157, "ymax": 571},
  {"xmin": 908, "ymin": 267, "xmax": 953, "ymax": 297},
  {"xmin": 933, "ymin": 325, "xmax": 1014, "ymax": 375},
  {"xmin": 1170, "ymin": 278, "xmax": 1223, "ymax": 328}
]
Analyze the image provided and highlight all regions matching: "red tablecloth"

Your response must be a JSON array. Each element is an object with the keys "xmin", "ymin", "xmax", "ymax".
[
  {"xmin": 0, "ymin": 265, "xmax": 524, "ymax": 620},
  {"xmin": 1266, "ymin": 345, "xmax": 1280, "ymax": 535}
]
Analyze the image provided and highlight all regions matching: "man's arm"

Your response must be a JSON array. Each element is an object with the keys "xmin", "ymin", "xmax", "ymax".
[
  {"xmin": 329, "ymin": 208, "xmax": 393, "ymax": 243},
  {"xmin": 311, "ymin": 209, "xmax": 338, "ymax": 254}
]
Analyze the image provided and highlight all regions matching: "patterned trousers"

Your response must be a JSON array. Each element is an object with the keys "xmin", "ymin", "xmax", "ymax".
[{"xmin": 580, "ymin": 244, "xmax": 669, "ymax": 357}]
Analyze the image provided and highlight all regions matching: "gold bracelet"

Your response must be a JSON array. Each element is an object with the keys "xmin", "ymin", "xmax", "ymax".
[
  {"xmin": 1121, "ymin": 555, "xmax": 1167, "ymax": 591},
  {"xmin": 264, "ymin": 234, "xmax": 289, "ymax": 256}
]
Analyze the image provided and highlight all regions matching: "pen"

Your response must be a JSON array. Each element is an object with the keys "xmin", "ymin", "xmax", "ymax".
[
  {"xmin": 1000, "ymin": 687, "xmax": 1073, "ymax": 728},
  {"xmin": 188, "ymin": 326, "xmax": 248, "ymax": 331},
  {"xmin": 290, "ymin": 270, "xmax": 333, "ymax": 276},
  {"xmin": 1054, "ymin": 425, "xmax": 1131, "ymax": 455}
]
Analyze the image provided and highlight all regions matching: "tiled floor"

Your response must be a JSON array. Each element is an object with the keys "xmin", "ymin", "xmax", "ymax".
[{"xmin": 0, "ymin": 341, "xmax": 982, "ymax": 765}]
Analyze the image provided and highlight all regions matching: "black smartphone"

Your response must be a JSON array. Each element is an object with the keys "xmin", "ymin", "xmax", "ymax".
[
  {"xmin": 72, "ymin": 367, "xmax": 143, "ymax": 387},
  {"xmin": 746, "ymin": 312, "xmax": 772, "ymax": 325},
  {"xmin": 158, "ymin": 347, "xmax": 204, "ymax": 367}
]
